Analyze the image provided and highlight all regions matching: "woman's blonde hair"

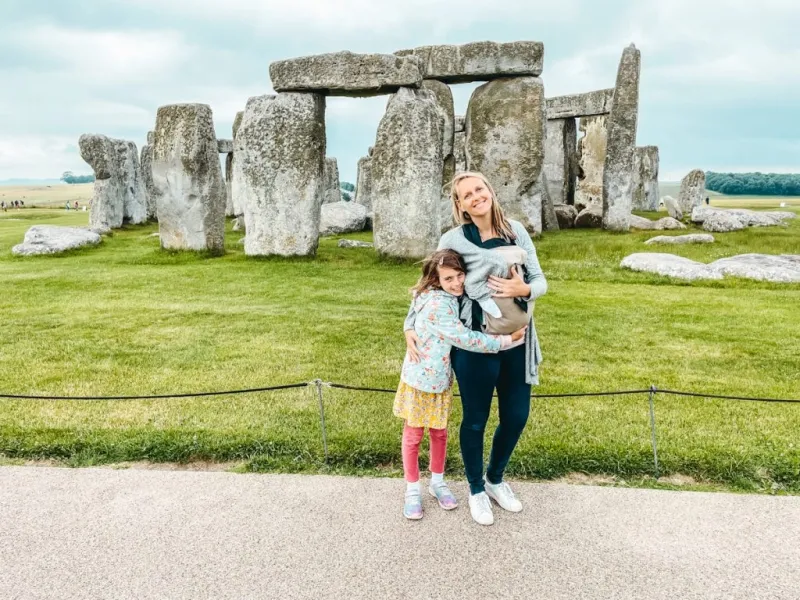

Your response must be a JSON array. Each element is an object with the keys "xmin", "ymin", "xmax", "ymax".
[{"xmin": 447, "ymin": 171, "xmax": 516, "ymax": 241}]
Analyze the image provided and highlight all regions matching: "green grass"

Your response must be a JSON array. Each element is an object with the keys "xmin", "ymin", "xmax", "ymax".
[{"xmin": 1, "ymin": 207, "xmax": 799, "ymax": 493}]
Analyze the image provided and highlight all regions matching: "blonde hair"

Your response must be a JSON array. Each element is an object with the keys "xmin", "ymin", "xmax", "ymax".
[{"xmin": 447, "ymin": 171, "xmax": 516, "ymax": 241}]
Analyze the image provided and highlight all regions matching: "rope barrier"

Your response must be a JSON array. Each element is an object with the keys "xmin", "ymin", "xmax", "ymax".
[{"xmin": 0, "ymin": 382, "xmax": 797, "ymax": 403}]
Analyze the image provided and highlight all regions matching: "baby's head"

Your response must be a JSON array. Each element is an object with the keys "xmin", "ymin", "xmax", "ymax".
[{"xmin": 413, "ymin": 249, "xmax": 466, "ymax": 297}]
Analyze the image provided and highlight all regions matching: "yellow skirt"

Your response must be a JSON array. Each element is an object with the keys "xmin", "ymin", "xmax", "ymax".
[{"xmin": 393, "ymin": 380, "xmax": 453, "ymax": 430}]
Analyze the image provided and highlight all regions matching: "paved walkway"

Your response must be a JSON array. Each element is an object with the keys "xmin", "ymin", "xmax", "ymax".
[{"xmin": 1, "ymin": 466, "xmax": 799, "ymax": 599}]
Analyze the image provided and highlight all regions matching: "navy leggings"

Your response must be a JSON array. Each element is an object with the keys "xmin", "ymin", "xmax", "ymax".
[{"xmin": 452, "ymin": 344, "xmax": 531, "ymax": 495}]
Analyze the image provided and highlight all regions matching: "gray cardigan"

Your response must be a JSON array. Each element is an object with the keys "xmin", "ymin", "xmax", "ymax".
[{"xmin": 404, "ymin": 219, "xmax": 547, "ymax": 385}]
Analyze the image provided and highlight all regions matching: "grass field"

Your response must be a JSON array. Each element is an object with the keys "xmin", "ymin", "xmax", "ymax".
[
  {"xmin": 1, "ymin": 193, "xmax": 799, "ymax": 493},
  {"xmin": 0, "ymin": 183, "xmax": 93, "ymax": 209}
]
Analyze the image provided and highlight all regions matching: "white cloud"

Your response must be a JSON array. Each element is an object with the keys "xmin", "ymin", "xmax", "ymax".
[
  {"xmin": 0, "ymin": 136, "xmax": 87, "ymax": 180},
  {"xmin": 8, "ymin": 25, "xmax": 194, "ymax": 85}
]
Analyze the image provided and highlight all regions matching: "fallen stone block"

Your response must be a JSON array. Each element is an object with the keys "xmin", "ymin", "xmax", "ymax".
[
  {"xmin": 620, "ymin": 253, "xmax": 723, "ymax": 280},
  {"xmin": 644, "ymin": 234, "xmax": 715, "ymax": 245},
  {"xmin": 12, "ymin": 225, "xmax": 101, "ymax": 256},
  {"xmin": 320, "ymin": 201, "xmax": 367, "ymax": 236},
  {"xmin": 338, "ymin": 239, "xmax": 374, "ymax": 249}
]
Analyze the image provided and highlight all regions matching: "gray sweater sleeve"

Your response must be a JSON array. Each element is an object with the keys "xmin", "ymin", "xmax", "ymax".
[{"xmin": 510, "ymin": 221, "xmax": 547, "ymax": 301}]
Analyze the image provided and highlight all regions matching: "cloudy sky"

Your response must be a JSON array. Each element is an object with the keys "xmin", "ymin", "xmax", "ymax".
[{"xmin": 1, "ymin": 0, "xmax": 798, "ymax": 183}]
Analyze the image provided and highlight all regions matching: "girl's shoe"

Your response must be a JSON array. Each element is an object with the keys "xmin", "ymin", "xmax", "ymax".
[
  {"xmin": 403, "ymin": 489, "xmax": 423, "ymax": 520},
  {"xmin": 428, "ymin": 481, "xmax": 458, "ymax": 510}
]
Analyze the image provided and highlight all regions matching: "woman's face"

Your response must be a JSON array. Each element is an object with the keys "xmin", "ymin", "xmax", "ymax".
[
  {"xmin": 437, "ymin": 266, "xmax": 465, "ymax": 296},
  {"xmin": 456, "ymin": 176, "xmax": 492, "ymax": 219}
]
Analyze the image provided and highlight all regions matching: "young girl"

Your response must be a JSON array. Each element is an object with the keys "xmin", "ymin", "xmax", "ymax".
[{"xmin": 393, "ymin": 249, "xmax": 526, "ymax": 520}]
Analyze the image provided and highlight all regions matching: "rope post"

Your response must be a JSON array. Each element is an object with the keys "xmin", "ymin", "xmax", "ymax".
[
  {"xmin": 648, "ymin": 384, "xmax": 660, "ymax": 479},
  {"xmin": 313, "ymin": 379, "xmax": 329, "ymax": 462}
]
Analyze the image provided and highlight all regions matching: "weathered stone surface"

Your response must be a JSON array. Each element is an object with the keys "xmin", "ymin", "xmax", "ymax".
[
  {"xmin": 235, "ymin": 93, "xmax": 326, "ymax": 256},
  {"xmin": 12, "ymin": 225, "xmax": 101, "ymax": 256},
  {"xmin": 629, "ymin": 215, "xmax": 686, "ymax": 230},
  {"xmin": 538, "ymin": 171, "xmax": 560, "ymax": 232},
  {"xmin": 678, "ymin": 169, "xmax": 706, "ymax": 212},
  {"xmin": 664, "ymin": 196, "xmax": 682, "ymax": 221},
  {"xmin": 395, "ymin": 41, "xmax": 543, "ymax": 83},
  {"xmin": 454, "ymin": 115, "xmax": 465, "ymax": 133},
  {"xmin": 702, "ymin": 211, "xmax": 747, "ymax": 232},
  {"xmin": 422, "ymin": 80, "xmax": 454, "ymax": 158},
  {"xmin": 322, "ymin": 158, "xmax": 341, "ymax": 205},
  {"xmin": 645, "ymin": 234, "xmax": 715, "ymax": 245},
  {"xmin": 320, "ymin": 201, "xmax": 367, "ymax": 235},
  {"xmin": 140, "ymin": 136, "xmax": 158, "ymax": 221},
  {"xmin": 233, "ymin": 111, "xmax": 244, "ymax": 138},
  {"xmin": 545, "ymin": 89, "xmax": 614, "ymax": 119},
  {"xmin": 79, "ymin": 134, "xmax": 124, "ymax": 232},
  {"xmin": 217, "ymin": 139, "xmax": 233, "ymax": 154},
  {"xmin": 354, "ymin": 156, "xmax": 373, "ymax": 213},
  {"xmin": 151, "ymin": 103, "xmax": 226, "ymax": 252},
  {"xmin": 232, "ymin": 214, "xmax": 244, "ymax": 232},
  {"xmin": 224, "ymin": 152, "xmax": 234, "ymax": 216},
  {"xmin": 338, "ymin": 239, "xmax": 373, "ymax": 248},
  {"xmin": 575, "ymin": 116, "xmax": 607, "ymax": 211},
  {"xmin": 710, "ymin": 254, "xmax": 800, "ymax": 283},
  {"xmin": 632, "ymin": 146, "xmax": 659, "ymax": 211},
  {"xmin": 575, "ymin": 205, "xmax": 603, "ymax": 228},
  {"xmin": 466, "ymin": 77, "xmax": 545, "ymax": 233},
  {"xmin": 554, "ymin": 204, "xmax": 578, "ymax": 229},
  {"xmin": 371, "ymin": 87, "xmax": 444, "ymax": 258},
  {"xmin": 544, "ymin": 118, "xmax": 577, "ymax": 206},
  {"xmin": 603, "ymin": 44, "xmax": 641, "ymax": 231},
  {"xmin": 269, "ymin": 52, "xmax": 422, "ymax": 97},
  {"xmin": 621, "ymin": 253, "xmax": 723, "ymax": 280},
  {"xmin": 454, "ymin": 131, "xmax": 466, "ymax": 173},
  {"xmin": 146, "ymin": 131, "xmax": 155, "ymax": 145},
  {"xmin": 116, "ymin": 140, "xmax": 148, "ymax": 225}
]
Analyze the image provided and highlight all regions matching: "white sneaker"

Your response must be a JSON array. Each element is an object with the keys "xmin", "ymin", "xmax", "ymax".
[
  {"xmin": 468, "ymin": 492, "xmax": 494, "ymax": 526},
  {"xmin": 485, "ymin": 480, "xmax": 522, "ymax": 512}
]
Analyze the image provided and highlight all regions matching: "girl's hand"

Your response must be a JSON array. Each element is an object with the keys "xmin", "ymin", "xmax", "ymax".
[
  {"xmin": 404, "ymin": 330, "xmax": 421, "ymax": 363},
  {"xmin": 488, "ymin": 266, "xmax": 531, "ymax": 298},
  {"xmin": 510, "ymin": 326, "xmax": 528, "ymax": 343}
]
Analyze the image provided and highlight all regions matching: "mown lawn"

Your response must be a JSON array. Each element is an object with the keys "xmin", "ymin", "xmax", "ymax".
[{"xmin": 1, "ymin": 206, "xmax": 798, "ymax": 492}]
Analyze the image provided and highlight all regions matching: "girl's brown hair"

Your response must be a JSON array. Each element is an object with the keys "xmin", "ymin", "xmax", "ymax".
[
  {"xmin": 447, "ymin": 171, "xmax": 516, "ymax": 241},
  {"xmin": 411, "ymin": 249, "xmax": 466, "ymax": 295}
]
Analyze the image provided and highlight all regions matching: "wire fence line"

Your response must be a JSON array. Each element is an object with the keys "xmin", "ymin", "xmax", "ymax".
[{"xmin": 2, "ymin": 380, "xmax": 798, "ymax": 477}]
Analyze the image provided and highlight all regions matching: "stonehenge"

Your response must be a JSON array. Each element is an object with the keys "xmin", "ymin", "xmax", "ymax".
[
  {"xmin": 74, "ymin": 39, "xmax": 659, "ymax": 258},
  {"xmin": 678, "ymin": 169, "xmax": 706, "ymax": 212},
  {"xmin": 79, "ymin": 134, "xmax": 149, "ymax": 233},
  {"xmin": 603, "ymin": 44, "xmax": 641, "ymax": 232},
  {"xmin": 151, "ymin": 103, "xmax": 226, "ymax": 253}
]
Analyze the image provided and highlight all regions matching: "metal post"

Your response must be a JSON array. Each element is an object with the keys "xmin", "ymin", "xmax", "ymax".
[
  {"xmin": 648, "ymin": 385, "xmax": 660, "ymax": 479},
  {"xmin": 313, "ymin": 379, "xmax": 329, "ymax": 462}
]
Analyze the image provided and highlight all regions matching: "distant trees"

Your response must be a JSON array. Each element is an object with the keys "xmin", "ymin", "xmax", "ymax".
[
  {"xmin": 60, "ymin": 171, "xmax": 95, "ymax": 184},
  {"xmin": 705, "ymin": 172, "xmax": 800, "ymax": 196},
  {"xmin": 341, "ymin": 190, "xmax": 353, "ymax": 202},
  {"xmin": 340, "ymin": 181, "xmax": 355, "ymax": 192}
]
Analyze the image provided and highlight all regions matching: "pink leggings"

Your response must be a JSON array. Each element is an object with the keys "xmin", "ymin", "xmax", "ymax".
[{"xmin": 402, "ymin": 424, "xmax": 448, "ymax": 483}]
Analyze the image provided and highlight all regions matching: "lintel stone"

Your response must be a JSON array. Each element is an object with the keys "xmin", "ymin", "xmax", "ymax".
[
  {"xmin": 546, "ymin": 88, "xmax": 614, "ymax": 120},
  {"xmin": 217, "ymin": 139, "xmax": 233, "ymax": 153}
]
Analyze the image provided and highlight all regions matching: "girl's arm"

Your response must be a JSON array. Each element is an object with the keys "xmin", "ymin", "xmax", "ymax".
[
  {"xmin": 429, "ymin": 296, "xmax": 508, "ymax": 354},
  {"xmin": 403, "ymin": 300, "xmax": 417, "ymax": 331}
]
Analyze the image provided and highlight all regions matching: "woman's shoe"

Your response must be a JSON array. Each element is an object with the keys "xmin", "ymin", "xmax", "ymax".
[{"xmin": 468, "ymin": 492, "xmax": 494, "ymax": 525}]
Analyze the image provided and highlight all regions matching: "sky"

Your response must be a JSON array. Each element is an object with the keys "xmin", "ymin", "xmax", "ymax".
[{"xmin": 0, "ymin": 0, "xmax": 798, "ymax": 184}]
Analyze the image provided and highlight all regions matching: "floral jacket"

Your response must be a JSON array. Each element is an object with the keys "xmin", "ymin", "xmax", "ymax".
[{"xmin": 401, "ymin": 289, "xmax": 503, "ymax": 393}]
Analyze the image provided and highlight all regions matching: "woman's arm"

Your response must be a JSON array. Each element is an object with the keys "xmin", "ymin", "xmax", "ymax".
[{"xmin": 488, "ymin": 222, "xmax": 547, "ymax": 301}]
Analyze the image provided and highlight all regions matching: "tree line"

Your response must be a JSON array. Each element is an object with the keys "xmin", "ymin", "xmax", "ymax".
[
  {"xmin": 705, "ymin": 172, "xmax": 800, "ymax": 196},
  {"xmin": 60, "ymin": 171, "xmax": 95, "ymax": 184}
]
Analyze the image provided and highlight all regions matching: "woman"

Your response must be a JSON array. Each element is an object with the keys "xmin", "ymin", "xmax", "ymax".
[{"xmin": 404, "ymin": 171, "xmax": 547, "ymax": 526}]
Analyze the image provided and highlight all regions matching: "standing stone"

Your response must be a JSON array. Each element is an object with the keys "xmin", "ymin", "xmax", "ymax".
[
  {"xmin": 454, "ymin": 116, "xmax": 465, "ymax": 133},
  {"xmin": 230, "ymin": 111, "xmax": 245, "ymax": 217},
  {"xmin": 140, "ymin": 131, "xmax": 158, "ymax": 221},
  {"xmin": 270, "ymin": 52, "xmax": 422, "ymax": 97},
  {"xmin": 538, "ymin": 171, "xmax": 560, "ymax": 232},
  {"xmin": 575, "ymin": 116, "xmax": 607, "ymax": 211},
  {"xmin": 466, "ymin": 77, "xmax": 546, "ymax": 233},
  {"xmin": 116, "ymin": 140, "xmax": 148, "ymax": 225},
  {"xmin": 544, "ymin": 118, "xmax": 577, "ymax": 206},
  {"xmin": 678, "ymin": 169, "xmax": 706, "ymax": 213},
  {"xmin": 664, "ymin": 196, "xmax": 683, "ymax": 221},
  {"xmin": 354, "ymin": 156, "xmax": 373, "ymax": 212},
  {"xmin": 454, "ymin": 130, "xmax": 466, "ymax": 173},
  {"xmin": 79, "ymin": 134, "xmax": 124, "ymax": 233},
  {"xmin": 236, "ymin": 93, "xmax": 326, "ymax": 256},
  {"xmin": 322, "ymin": 158, "xmax": 341, "ymax": 204},
  {"xmin": 372, "ymin": 87, "xmax": 444, "ymax": 258},
  {"xmin": 151, "ymin": 103, "xmax": 226, "ymax": 253},
  {"xmin": 632, "ymin": 146, "xmax": 660, "ymax": 211},
  {"xmin": 603, "ymin": 44, "xmax": 641, "ymax": 231},
  {"xmin": 421, "ymin": 80, "xmax": 455, "ymax": 230}
]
